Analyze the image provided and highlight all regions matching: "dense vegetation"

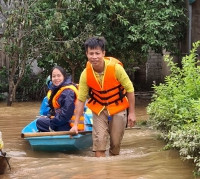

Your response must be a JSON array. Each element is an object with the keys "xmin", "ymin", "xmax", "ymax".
[
  {"xmin": 0, "ymin": 0, "xmax": 187, "ymax": 104},
  {"xmin": 147, "ymin": 41, "xmax": 200, "ymax": 175}
]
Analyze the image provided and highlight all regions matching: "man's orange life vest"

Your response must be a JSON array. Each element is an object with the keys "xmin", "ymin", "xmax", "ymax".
[
  {"xmin": 48, "ymin": 85, "xmax": 84, "ymax": 130},
  {"xmin": 86, "ymin": 57, "xmax": 129, "ymax": 116}
]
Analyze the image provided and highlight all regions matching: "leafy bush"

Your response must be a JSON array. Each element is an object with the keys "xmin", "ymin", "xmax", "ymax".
[
  {"xmin": 167, "ymin": 120, "xmax": 200, "ymax": 175},
  {"xmin": 147, "ymin": 41, "xmax": 200, "ymax": 131},
  {"xmin": 16, "ymin": 65, "xmax": 47, "ymax": 101},
  {"xmin": 0, "ymin": 67, "xmax": 8, "ymax": 101},
  {"xmin": 0, "ymin": 65, "xmax": 47, "ymax": 102},
  {"xmin": 147, "ymin": 41, "xmax": 200, "ymax": 174}
]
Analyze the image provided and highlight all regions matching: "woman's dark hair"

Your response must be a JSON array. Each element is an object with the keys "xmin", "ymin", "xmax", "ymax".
[
  {"xmin": 48, "ymin": 66, "xmax": 67, "ymax": 115},
  {"xmin": 84, "ymin": 36, "xmax": 106, "ymax": 52},
  {"xmin": 50, "ymin": 66, "xmax": 67, "ymax": 80}
]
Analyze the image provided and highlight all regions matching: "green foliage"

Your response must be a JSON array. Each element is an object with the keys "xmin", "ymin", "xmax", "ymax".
[
  {"xmin": 25, "ymin": 0, "xmax": 187, "ymax": 80},
  {"xmin": 0, "ymin": 67, "xmax": 8, "ymax": 101},
  {"xmin": 16, "ymin": 66, "xmax": 47, "ymax": 101},
  {"xmin": 1, "ymin": 0, "xmax": 188, "ymax": 102},
  {"xmin": 2, "ymin": 0, "xmax": 44, "ymax": 104},
  {"xmin": 167, "ymin": 121, "xmax": 200, "ymax": 175},
  {"xmin": 147, "ymin": 41, "xmax": 200, "ymax": 174},
  {"xmin": 147, "ymin": 41, "xmax": 200, "ymax": 131},
  {"xmin": 127, "ymin": 0, "xmax": 187, "ymax": 53}
]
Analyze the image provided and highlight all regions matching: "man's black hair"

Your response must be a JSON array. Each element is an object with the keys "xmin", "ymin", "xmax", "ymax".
[{"xmin": 84, "ymin": 36, "xmax": 106, "ymax": 52}]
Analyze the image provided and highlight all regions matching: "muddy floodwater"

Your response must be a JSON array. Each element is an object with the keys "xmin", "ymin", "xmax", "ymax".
[{"xmin": 0, "ymin": 101, "xmax": 198, "ymax": 179}]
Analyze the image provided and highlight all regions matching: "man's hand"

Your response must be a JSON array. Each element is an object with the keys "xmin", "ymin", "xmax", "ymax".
[
  {"xmin": 70, "ymin": 100, "xmax": 85, "ymax": 134},
  {"xmin": 70, "ymin": 124, "xmax": 79, "ymax": 134},
  {"xmin": 126, "ymin": 92, "xmax": 137, "ymax": 128},
  {"xmin": 127, "ymin": 112, "xmax": 136, "ymax": 127}
]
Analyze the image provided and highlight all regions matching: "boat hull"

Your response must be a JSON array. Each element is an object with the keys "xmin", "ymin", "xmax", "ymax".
[
  {"xmin": 25, "ymin": 134, "xmax": 92, "ymax": 152},
  {"xmin": 22, "ymin": 119, "xmax": 93, "ymax": 152}
]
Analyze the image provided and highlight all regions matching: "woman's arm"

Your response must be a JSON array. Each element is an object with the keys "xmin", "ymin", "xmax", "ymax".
[{"xmin": 50, "ymin": 90, "xmax": 75, "ymax": 130}]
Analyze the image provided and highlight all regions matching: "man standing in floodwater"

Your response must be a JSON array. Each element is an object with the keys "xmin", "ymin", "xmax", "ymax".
[{"xmin": 70, "ymin": 36, "xmax": 136, "ymax": 157}]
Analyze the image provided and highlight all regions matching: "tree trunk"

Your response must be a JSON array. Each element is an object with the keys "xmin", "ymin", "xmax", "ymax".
[
  {"xmin": 7, "ymin": 83, "xmax": 13, "ymax": 106},
  {"xmin": 7, "ymin": 81, "xmax": 17, "ymax": 106},
  {"xmin": 7, "ymin": 57, "xmax": 17, "ymax": 106}
]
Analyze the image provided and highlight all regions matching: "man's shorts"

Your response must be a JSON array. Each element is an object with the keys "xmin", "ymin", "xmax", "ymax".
[{"xmin": 92, "ymin": 109, "xmax": 127, "ymax": 155}]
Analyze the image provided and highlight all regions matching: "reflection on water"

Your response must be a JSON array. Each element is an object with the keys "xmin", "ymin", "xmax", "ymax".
[{"xmin": 0, "ymin": 101, "xmax": 198, "ymax": 179}]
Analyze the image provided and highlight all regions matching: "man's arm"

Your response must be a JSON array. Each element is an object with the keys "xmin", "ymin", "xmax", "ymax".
[
  {"xmin": 126, "ymin": 92, "xmax": 136, "ymax": 127},
  {"xmin": 115, "ymin": 64, "xmax": 136, "ymax": 127},
  {"xmin": 70, "ymin": 99, "xmax": 85, "ymax": 133},
  {"xmin": 70, "ymin": 69, "xmax": 88, "ymax": 133}
]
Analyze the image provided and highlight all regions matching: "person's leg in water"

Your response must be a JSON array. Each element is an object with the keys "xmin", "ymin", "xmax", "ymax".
[
  {"xmin": 92, "ymin": 110, "xmax": 109, "ymax": 157},
  {"xmin": 109, "ymin": 110, "xmax": 127, "ymax": 156}
]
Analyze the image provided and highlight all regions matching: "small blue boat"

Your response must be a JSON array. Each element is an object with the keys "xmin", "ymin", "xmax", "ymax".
[{"xmin": 21, "ymin": 109, "xmax": 93, "ymax": 152}]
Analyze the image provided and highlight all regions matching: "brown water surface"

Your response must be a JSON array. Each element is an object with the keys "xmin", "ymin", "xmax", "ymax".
[{"xmin": 0, "ymin": 101, "xmax": 198, "ymax": 179}]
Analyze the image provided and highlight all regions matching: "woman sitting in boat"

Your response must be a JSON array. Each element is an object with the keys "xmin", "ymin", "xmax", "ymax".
[{"xmin": 36, "ymin": 66, "xmax": 79, "ymax": 132}]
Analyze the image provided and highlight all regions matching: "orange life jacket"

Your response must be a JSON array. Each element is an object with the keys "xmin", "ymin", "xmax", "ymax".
[
  {"xmin": 86, "ymin": 57, "xmax": 129, "ymax": 116},
  {"xmin": 48, "ymin": 85, "xmax": 84, "ymax": 130}
]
